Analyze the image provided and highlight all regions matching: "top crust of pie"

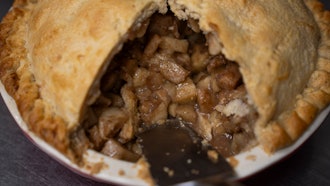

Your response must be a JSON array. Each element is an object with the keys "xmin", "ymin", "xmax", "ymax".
[
  {"xmin": 0, "ymin": 0, "xmax": 329, "ymax": 159},
  {"xmin": 0, "ymin": 0, "xmax": 167, "ymax": 158},
  {"xmin": 168, "ymin": 0, "xmax": 330, "ymax": 152}
]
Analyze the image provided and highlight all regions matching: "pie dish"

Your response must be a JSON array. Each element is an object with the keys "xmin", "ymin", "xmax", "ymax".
[{"xmin": 0, "ymin": 0, "xmax": 329, "ymax": 184}]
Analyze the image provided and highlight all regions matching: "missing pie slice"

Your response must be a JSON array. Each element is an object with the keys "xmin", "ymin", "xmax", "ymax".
[{"xmin": 0, "ymin": 0, "xmax": 329, "ymax": 165}]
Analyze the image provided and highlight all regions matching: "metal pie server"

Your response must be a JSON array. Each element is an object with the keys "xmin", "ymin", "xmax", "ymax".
[{"xmin": 137, "ymin": 119, "xmax": 238, "ymax": 186}]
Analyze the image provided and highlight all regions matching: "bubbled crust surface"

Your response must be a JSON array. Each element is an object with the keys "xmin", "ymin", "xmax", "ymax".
[
  {"xmin": 168, "ymin": 0, "xmax": 330, "ymax": 152},
  {"xmin": 0, "ymin": 0, "xmax": 166, "ymax": 160}
]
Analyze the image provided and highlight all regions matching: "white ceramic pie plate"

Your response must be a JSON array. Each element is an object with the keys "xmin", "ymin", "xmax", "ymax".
[{"xmin": 1, "ymin": 81, "xmax": 329, "ymax": 185}]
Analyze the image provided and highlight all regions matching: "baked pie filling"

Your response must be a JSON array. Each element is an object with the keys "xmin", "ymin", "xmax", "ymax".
[{"xmin": 77, "ymin": 13, "xmax": 258, "ymax": 161}]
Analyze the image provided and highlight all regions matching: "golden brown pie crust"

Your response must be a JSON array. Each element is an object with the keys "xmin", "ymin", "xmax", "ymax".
[
  {"xmin": 168, "ymin": 0, "xmax": 330, "ymax": 153},
  {"xmin": 0, "ymin": 0, "xmax": 168, "ymax": 161},
  {"xmin": 258, "ymin": 0, "xmax": 330, "ymax": 152},
  {"xmin": 0, "ymin": 0, "xmax": 329, "ymax": 162}
]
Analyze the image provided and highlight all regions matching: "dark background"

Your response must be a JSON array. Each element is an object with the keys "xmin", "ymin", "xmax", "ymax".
[{"xmin": 1, "ymin": 1, "xmax": 329, "ymax": 186}]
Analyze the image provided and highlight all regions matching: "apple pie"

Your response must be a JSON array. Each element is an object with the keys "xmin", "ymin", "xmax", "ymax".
[{"xmin": 0, "ymin": 0, "xmax": 329, "ymax": 164}]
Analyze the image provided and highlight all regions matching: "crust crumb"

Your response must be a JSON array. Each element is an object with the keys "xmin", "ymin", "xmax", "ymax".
[
  {"xmin": 83, "ymin": 162, "xmax": 105, "ymax": 174},
  {"xmin": 163, "ymin": 166, "xmax": 175, "ymax": 177},
  {"xmin": 118, "ymin": 169, "xmax": 126, "ymax": 176},
  {"xmin": 227, "ymin": 157, "xmax": 239, "ymax": 167},
  {"xmin": 207, "ymin": 150, "xmax": 219, "ymax": 163},
  {"xmin": 245, "ymin": 154, "xmax": 256, "ymax": 161},
  {"xmin": 136, "ymin": 158, "xmax": 155, "ymax": 186}
]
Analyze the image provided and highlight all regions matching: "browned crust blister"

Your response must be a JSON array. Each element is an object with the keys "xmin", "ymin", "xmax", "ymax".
[{"xmin": 0, "ymin": 0, "xmax": 329, "ymax": 163}]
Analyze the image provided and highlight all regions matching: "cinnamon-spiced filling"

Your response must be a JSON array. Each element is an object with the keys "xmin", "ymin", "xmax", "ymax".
[{"xmin": 81, "ymin": 13, "xmax": 258, "ymax": 161}]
